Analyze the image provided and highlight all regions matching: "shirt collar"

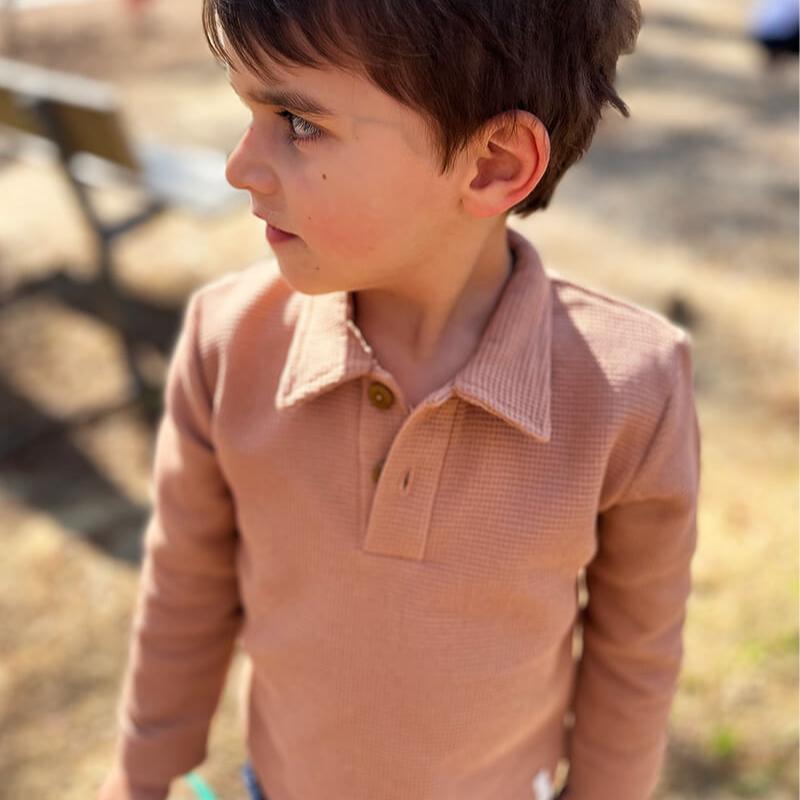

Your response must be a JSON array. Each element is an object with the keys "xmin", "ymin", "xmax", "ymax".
[{"xmin": 275, "ymin": 226, "xmax": 552, "ymax": 442}]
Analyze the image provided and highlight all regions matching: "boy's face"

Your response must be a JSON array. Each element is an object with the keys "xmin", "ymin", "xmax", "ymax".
[{"xmin": 224, "ymin": 48, "xmax": 476, "ymax": 296}]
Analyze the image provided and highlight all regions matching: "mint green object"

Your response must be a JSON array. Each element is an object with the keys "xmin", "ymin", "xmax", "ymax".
[{"xmin": 184, "ymin": 771, "xmax": 219, "ymax": 800}]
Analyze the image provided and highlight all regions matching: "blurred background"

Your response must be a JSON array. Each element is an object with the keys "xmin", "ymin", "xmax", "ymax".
[{"xmin": 0, "ymin": 0, "xmax": 796, "ymax": 798}]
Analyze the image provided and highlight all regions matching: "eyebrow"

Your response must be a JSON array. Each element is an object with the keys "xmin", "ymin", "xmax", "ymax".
[{"xmin": 228, "ymin": 79, "xmax": 335, "ymax": 117}]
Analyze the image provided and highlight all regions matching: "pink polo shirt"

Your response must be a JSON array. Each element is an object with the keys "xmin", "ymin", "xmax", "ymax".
[{"xmin": 113, "ymin": 226, "xmax": 701, "ymax": 800}]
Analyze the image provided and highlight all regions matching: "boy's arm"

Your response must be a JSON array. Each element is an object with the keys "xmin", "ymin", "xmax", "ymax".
[
  {"xmin": 108, "ymin": 290, "xmax": 243, "ymax": 797},
  {"xmin": 563, "ymin": 331, "xmax": 701, "ymax": 800}
]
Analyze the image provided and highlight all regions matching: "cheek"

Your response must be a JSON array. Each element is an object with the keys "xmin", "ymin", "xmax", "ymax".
[
  {"xmin": 299, "ymin": 174, "xmax": 394, "ymax": 257},
  {"xmin": 290, "ymin": 138, "xmax": 447, "ymax": 258}
]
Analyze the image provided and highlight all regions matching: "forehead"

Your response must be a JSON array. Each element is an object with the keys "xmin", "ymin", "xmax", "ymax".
[
  {"xmin": 225, "ymin": 47, "xmax": 434, "ymax": 156},
  {"xmin": 226, "ymin": 49, "xmax": 356, "ymax": 115}
]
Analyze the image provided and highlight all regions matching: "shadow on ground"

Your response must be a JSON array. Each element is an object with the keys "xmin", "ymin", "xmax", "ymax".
[
  {"xmin": 0, "ymin": 266, "xmax": 184, "ymax": 563},
  {"xmin": 556, "ymin": 9, "xmax": 798, "ymax": 279},
  {"xmin": 664, "ymin": 730, "xmax": 798, "ymax": 798}
]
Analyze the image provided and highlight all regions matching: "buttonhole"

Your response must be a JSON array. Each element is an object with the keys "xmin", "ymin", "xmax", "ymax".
[{"xmin": 401, "ymin": 470, "xmax": 411, "ymax": 492}]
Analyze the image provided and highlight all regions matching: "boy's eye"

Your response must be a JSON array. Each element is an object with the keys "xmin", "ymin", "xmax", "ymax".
[{"xmin": 276, "ymin": 110, "xmax": 323, "ymax": 144}]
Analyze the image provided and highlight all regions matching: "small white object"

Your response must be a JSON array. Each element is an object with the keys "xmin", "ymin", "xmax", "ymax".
[{"xmin": 532, "ymin": 767, "xmax": 554, "ymax": 800}]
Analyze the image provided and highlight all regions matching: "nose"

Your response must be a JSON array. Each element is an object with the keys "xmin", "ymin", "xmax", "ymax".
[{"xmin": 225, "ymin": 126, "xmax": 280, "ymax": 195}]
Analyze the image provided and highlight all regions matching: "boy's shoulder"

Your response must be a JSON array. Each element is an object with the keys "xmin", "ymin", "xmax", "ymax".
[
  {"xmin": 174, "ymin": 254, "xmax": 305, "ymax": 397},
  {"xmin": 190, "ymin": 253, "xmax": 289, "ymax": 317},
  {"xmin": 546, "ymin": 267, "xmax": 693, "ymax": 397},
  {"xmin": 186, "ymin": 254, "xmax": 298, "ymax": 347}
]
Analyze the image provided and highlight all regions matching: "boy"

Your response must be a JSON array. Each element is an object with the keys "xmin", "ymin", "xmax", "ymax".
[{"xmin": 99, "ymin": 1, "xmax": 701, "ymax": 799}]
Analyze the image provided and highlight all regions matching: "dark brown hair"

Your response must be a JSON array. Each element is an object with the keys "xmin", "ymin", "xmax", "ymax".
[{"xmin": 202, "ymin": 0, "xmax": 642, "ymax": 217}]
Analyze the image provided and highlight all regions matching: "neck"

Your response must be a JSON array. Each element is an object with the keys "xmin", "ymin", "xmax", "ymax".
[{"xmin": 352, "ymin": 219, "xmax": 514, "ymax": 366}]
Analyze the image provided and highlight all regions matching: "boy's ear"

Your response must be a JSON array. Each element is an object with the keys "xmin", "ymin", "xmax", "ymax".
[{"xmin": 460, "ymin": 110, "xmax": 550, "ymax": 219}]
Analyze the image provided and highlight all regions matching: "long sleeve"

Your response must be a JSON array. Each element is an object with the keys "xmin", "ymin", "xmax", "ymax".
[
  {"xmin": 112, "ymin": 289, "xmax": 243, "ymax": 793},
  {"xmin": 563, "ymin": 331, "xmax": 701, "ymax": 799}
]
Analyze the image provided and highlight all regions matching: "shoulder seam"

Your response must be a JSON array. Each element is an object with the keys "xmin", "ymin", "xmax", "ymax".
[
  {"xmin": 192, "ymin": 260, "xmax": 270, "ymax": 301},
  {"xmin": 549, "ymin": 273, "xmax": 685, "ymax": 340}
]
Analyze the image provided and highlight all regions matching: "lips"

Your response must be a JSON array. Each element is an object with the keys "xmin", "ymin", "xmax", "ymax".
[
  {"xmin": 254, "ymin": 211, "xmax": 294, "ymax": 236},
  {"xmin": 265, "ymin": 223, "xmax": 298, "ymax": 246}
]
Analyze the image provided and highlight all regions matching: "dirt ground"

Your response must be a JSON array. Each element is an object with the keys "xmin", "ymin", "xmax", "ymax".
[{"xmin": 0, "ymin": 1, "xmax": 797, "ymax": 799}]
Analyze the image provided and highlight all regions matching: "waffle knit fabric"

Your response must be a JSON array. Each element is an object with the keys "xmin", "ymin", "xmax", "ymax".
[{"xmin": 113, "ymin": 226, "xmax": 701, "ymax": 800}]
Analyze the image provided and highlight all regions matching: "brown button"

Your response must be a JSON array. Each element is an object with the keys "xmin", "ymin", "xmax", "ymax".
[
  {"xmin": 368, "ymin": 381, "xmax": 394, "ymax": 410},
  {"xmin": 371, "ymin": 457, "xmax": 386, "ymax": 483}
]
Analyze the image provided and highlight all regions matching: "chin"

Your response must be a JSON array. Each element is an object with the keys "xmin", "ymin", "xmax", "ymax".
[{"xmin": 275, "ymin": 259, "xmax": 332, "ymax": 296}]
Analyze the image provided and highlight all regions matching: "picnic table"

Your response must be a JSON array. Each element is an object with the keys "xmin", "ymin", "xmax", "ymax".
[{"xmin": 0, "ymin": 56, "xmax": 246, "ymax": 450}]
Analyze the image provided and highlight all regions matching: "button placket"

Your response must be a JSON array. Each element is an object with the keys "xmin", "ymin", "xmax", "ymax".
[
  {"xmin": 359, "ymin": 377, "xmax": 403, "ymax": 534},
  {"xmin": 368, "ymin": 381, "xmax": 394, "ymax": 410},
  {"xmin": 367, "ymin": 381, "xmax": 396, "ymax": 486},
  {"xmin": 363, "ymin": 397, "xmax": 459, "ymax": 560}
]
